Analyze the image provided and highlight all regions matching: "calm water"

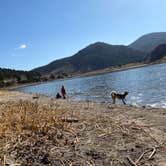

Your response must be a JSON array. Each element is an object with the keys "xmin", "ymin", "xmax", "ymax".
[{"xmin": 17, "ymin": 63, "xmax": 166, "ymax": 108}]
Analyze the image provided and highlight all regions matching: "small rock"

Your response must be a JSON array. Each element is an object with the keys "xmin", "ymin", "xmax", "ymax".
[{"xmin": 41, "ymin": 153, "xmax": 50, "ymax": 165}]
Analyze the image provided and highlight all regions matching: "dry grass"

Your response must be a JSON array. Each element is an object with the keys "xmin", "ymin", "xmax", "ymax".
[
  {"xmin": 0, "ymin": 101, "xmax": 79, "ymax": 137},
  {"xmin": 0, "ymin": 100, "xmax": 80, "ymax": 165}
]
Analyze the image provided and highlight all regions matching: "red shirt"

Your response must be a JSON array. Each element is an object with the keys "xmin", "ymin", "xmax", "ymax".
[{"xmin": 61, "ymin": 86, "xmax": 66, "ymax": 95}]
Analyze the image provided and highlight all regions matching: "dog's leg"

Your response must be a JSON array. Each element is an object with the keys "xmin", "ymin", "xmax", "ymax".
[
  {"xmin": 122, "ymin": 99, "xmax": 126, "ymax": 105},
  {"xmin": 113, "ymin": 98, "xmax": 116, "ymax": 104},
  {"xmin": 111, "ymin": 94, "xmax": 116, "ymax": 104}
]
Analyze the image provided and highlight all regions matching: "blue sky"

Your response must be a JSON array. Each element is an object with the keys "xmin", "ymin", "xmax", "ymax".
[{"xmin": 0, "ymin": 0, "xmax": 166, "ymax": 70}]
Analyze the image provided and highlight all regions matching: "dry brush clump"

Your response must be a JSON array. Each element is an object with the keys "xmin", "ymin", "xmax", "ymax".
[
  {"xmin": 0, "ymin": 100, "xmax": 72, "ymax": 137},
  {"xmin": 0, "ymin": 100, "xmax": 80, "ymax": 165}
]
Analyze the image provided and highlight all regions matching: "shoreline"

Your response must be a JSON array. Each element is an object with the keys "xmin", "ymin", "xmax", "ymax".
[
  {"xmin": 8, "ymin": 62, "xmax": 166, "ymax": 110},
  {"xmin": 8, "ymin": 61, "xmax": 166, "ymax": 91},
  {"xmin": 1, "ymin": 88, "xmax": 166, "ymax": 110},
  {"xmin": 76, "ymin": 61, "xmax": 166, "ymax": 78}
]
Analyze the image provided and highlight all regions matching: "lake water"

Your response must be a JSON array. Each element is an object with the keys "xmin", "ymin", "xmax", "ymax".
[{"xmin": 17, "ymin": 63, "xmax": 166, "ymax": 108}]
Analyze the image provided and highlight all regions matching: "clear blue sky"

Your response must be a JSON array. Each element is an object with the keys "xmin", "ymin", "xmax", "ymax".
[{"xmin": 0, "ymin": 0, "xmax": 166, "ymax": 70}]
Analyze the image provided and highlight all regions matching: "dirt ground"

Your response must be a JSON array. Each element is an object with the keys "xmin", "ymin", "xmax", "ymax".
[{"xmin": 0, "ymin": 90, "xmax": 165, "ymax": 166}]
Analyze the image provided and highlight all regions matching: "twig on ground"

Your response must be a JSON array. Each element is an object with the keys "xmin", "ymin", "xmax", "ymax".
[
  {"xmin": 126, "ymin": 156, "xmax": 137, "ymax": 166},
  {"xmin": 148, "ymin": 147, "xmax": 156, "ymax": 159},
  {"xmin": 135, "ymin": 148, "xmax": 153, "ymax": 164},
  {"xmin": 61, "ymin": 118, "xmax": 79, "ymax": 123}
]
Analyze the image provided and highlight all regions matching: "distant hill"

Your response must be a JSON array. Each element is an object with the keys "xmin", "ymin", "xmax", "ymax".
[
  {"xmin": 149, "ymin": 44, "xmax": 166, "ymax": 62},
  {"xmin": 33, "ymin": 42, "xmax": 147, "ymax": 76},
  {"xmin": 129, "ymin": 32, "xmax": 166, "ymax": 52}
]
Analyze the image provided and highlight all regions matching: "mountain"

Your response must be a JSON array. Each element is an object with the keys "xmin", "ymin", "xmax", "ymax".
[
  {"xmin": 129, "ymin": 32, "xmax": 166, "ymax": 52},
  {"xmin": 149, "ymin": 44, "xmax": 166, "ymax": 62},
  {"xmin": 33, "ymin": 42, "xmax": 147, "ymax": 76}
]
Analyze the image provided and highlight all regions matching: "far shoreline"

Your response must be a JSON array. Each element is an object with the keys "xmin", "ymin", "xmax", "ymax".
[{"xmin": 7, "ymin": 61, "xmax": 166, "ymax": 91}]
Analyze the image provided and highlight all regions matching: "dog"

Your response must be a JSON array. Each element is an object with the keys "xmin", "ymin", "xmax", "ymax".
[{"xmin": 111, "ymin": 91, "xmax": 129, "ymax": 105}]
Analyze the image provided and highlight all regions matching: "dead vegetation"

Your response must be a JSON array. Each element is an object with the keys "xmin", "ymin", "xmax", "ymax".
[
  {"xmin": 0, "ymin": 100, "xmax": 81, "ymax": 165},
  {"xmin": 0, "ymin": 100, "xmax": 165, "ymax": 165}
]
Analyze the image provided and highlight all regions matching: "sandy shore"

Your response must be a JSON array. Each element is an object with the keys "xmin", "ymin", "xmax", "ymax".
[{"xmin": 0, "ymin": 90, "xmax": 166, "ymax": 165}]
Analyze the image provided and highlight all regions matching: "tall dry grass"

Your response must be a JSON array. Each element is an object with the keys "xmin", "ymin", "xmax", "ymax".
[
  {"xmin": 0, "ymin": 101, "xmax": 73, "ymax": 136},
  {"xmin": 0, "ymin": 100, "xmax": 79, "ymax": 165}
]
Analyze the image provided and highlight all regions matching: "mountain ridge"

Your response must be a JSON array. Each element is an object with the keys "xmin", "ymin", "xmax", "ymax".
[
  {"xmin": 33, "ymin": 32, "xmax": 166, "ymax": 77},
  {"xmin": 33, "ymin": 42, "xmax": 147, "ymax": 75},
  {"xmin": 129, "ymin": 32, "xmax": 166, "ymax": 52}
]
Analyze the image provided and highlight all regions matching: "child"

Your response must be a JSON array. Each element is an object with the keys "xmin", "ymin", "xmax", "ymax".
[{"xmin": 56, "ymin": 92, "xmax": 62, "ymax": 99}]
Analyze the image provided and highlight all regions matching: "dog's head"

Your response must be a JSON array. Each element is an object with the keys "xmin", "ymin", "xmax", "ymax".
[{"xmin": 124, "ymin": 91, "xmax": 129, "ymax": 95}]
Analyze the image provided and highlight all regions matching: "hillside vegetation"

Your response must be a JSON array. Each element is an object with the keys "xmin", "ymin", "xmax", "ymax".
[{"xmin": 0, "ymin": 68, "xmax": 41, "ymax": 87}]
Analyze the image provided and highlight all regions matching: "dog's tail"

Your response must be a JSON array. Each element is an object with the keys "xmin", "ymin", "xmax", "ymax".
[{"xmin": 111, "ymin": 91, "xmax": 117, "ymax": 97}]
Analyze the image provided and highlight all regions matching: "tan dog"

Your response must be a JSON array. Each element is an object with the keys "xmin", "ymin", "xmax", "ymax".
[{"xmin": 111, "ymin": 91, "xmax": 129, "ymax": 104}]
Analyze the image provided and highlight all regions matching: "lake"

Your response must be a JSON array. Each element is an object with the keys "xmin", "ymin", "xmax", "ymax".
[{"xmin": 17, "ymin": 63, "xmax": 166, "ymax": 108}]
